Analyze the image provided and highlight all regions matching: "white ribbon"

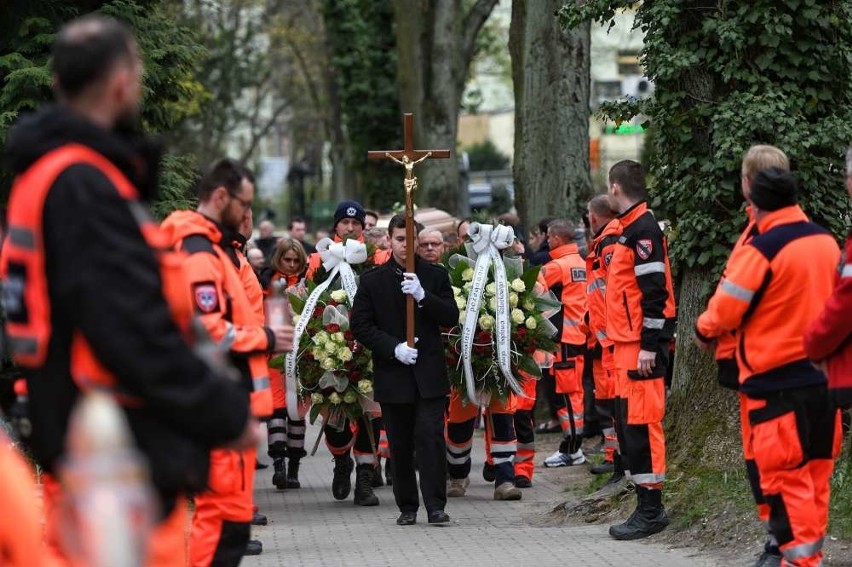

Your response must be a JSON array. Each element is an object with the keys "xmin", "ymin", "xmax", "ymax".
[
  {"xmin": 285, "ymin": 237, "xmax": 367, "ymax": 420},
  {"xmin": 459, "ymin": 223, "xmax": 524, "ymax": 404}
]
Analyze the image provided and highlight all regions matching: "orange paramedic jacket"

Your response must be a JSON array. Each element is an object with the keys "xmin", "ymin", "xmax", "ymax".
[
  {"xmin": 540, "ymin": 242, "xmax": 589, "ymax": 346},
  {"xmin": 161, "ymin": 210, "xmax": 273, "ymax": 416},
  {"xmin": 696, "ymin": 205, "xmax": 839, "ymax": 394},
  {"xmin": 605, "ymin": 202, "xmax": 676, "ymax": 351},
  {"xmin": 586, "ymin": 218, "xmax": 622, "ymax": 350}
]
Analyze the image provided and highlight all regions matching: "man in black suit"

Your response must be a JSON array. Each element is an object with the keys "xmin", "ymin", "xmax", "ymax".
[{"xmin": 351, "ymin": 214, "xmax": 459, "ymax": 526}]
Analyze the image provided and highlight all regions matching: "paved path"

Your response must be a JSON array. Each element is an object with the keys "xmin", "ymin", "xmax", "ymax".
[{"xmin": 246, "ymin": 426, "xmax": 717, "ymax": 567}]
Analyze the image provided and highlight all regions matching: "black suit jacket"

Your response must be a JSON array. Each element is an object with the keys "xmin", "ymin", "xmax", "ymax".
[{"xmin": 351, "ymin": 257, "xmax": 459, "ymax": 403}]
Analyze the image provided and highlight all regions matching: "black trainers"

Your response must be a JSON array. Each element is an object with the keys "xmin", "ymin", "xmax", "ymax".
[
  {"xmin": 331, "ymin": 455, "xmax": 354, "ymax": 500},
  {"xmin": 251, "ymin": 512, "xmax": 267, "ymax": 526},
  {"xmin": 427, "ymin": 510, "xmax": 450, "ymax": 525},
  {"xmin": 590, "ymin": 461, "xmax": 614, "ymax": 475}
]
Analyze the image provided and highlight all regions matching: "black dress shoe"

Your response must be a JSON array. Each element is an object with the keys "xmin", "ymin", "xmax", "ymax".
[
  {"xmin": 427, "ymin": 510, "xmax": 450, "ymax": 525},
  {"xmin": 396, "ymin": 511, "xmax": 417, "ymax": 526},
  {"xmin": 245, "ymin": 540, "xmax": 263, "ymax": 555},
  {"xmin": 251, "ymin": 512, "xmax": 268, "ymax": 526}
]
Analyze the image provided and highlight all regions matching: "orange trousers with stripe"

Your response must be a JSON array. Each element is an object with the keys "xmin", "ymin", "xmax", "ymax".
[
  {"xmin": 189, "ymin": 448, "xmax": 255, "ymax": 567},
  {"xmin": 742, "ymin": 386, "xmax": 841, "ymax": 567}
]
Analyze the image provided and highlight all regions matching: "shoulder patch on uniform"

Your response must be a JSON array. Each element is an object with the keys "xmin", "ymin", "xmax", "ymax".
[
  {"xmin": 604, "ymin": 252, "xmax": 613, "ymax": 267},
  {"xmin": 617, "ymin": 236, "xmax": 628, "ymax": 245},
  {"xmin": 636, "ymin": 239, "xmax": 653, "ymax": 260},
  {"xmin": 193, "ymin": 281, "xmax": 220, "ymax": 314},
  {"xmin": 571, "ymin": 267, "xmax": 586, "ymax": 282}
]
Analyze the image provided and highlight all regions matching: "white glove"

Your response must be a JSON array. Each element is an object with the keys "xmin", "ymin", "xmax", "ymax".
[
  {"xmin": 394, "ymin": 342, "xmax": 418, "ymax": 365},
  {"xmin": 401, "ymin": 272, "xmax": 425, "ymax": 302}
]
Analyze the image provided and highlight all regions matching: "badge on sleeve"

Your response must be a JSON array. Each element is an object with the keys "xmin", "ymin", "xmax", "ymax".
[
  {"xmin": 571, "ymin": 267, "xmax": 587, "ymax": 282},
  {"xmin": 193, "ymin": 282, "xmax": 220, "ymax": 314},
  {"xmin": 636, "ymin": 239, "xmax": 653, "ymax": 260}
]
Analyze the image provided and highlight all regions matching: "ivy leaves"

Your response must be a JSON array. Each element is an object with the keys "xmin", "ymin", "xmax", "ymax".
[{"xmin": 561, "ymin": 0, "xmax": 852, "ymax": 285}]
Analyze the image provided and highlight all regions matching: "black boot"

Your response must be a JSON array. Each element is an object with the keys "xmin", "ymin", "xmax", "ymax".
[
  {"xmin": 608, "ymin": 486, "xmax": 669, "ymax": 540},
  {"xmin": 287, "ymin": 454, "xmax": 302, "ymax": 489},
  {"xmin": 353, "ymin": 464, "xmax": 380, "ymax": 506},
  {"xmin": 272, "ymin": 457, "xmax": 287, "ymax": 490},
  {"xmin": 371, "ymin": 460, "xmax": 385, "ymax": 488},
  {"xmin": 332, "ymin": 454, "xmax": 354, "ymax": 500}
]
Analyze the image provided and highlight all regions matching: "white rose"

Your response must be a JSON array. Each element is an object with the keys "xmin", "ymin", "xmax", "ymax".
[
  {"xmin": 511, "ymin": 279, "xmax": 526, "ymax": 293},
  {"xmin": 456, "ymin": 297, "xmax": 466, "ymax": 310},
  {"xmin": 479, "ymin": 314, "xmax": 495, "ymax": 330},
  {"xmin": 523, "ymin": 299, "xmax": 535, "ymax": 311},
  {"xmin": 488, "ymin": 297, "xmax": 498, "ymax": 312},
  {"xmin": 458, "ymin": 312, "xmax": 466, "ymax": 325},
  {"xmin": 321, "ymin": 357, "xmax": 336, "ymax": 370},
  {"xmin": 511, "ymin": 309, "xmax": 525, "ymax": 324},
  {"xmin": 325, "ymin": 341, "xmax": 338, "ymax": 354},
  {"xmin": 330, "ymin": 289, "xmax": 348, "ymax": 303},
  {"xmin": 293, "ymin": 314, "xmax": 301, "ymax": 326},
  {"xmin": 338, "ymin": 347, "xmax": 353, "ymax": 362},
  {"xmin": 311, "ymin": 392, "xmax": 324, "ymax": 404},
  {"xmin": 329, "ymin": 392, "xmax": 341, "ymax": 405},
  {"xmin": 463, "ymin": 282, "xmax": 473, "ymax": 293},
  {"xmin": 485, "ymin": 282, "xmax": 497, "ymax": 296},
  {"xmin": 525, "ymin": 316, "xmax": 537, "ymax": 330},
  {"xmin": 314, "ymin": 332, "xmax": 327, "ymax": 345},
  {"xmin": 343, "ymin": 390, "xmax": 358, "ymax": 404},
  {"xmin": 312, "ymin": 349, "xmax": 327, "ymax": 362},
  {"xmin": 452, "ymin": 286, "xmax": 462, "ymax": 297},
  {"xmin": 462, "ymin": 268, "xmax": 474, "ymax": 282},
  {"xmin": 509, "ymin": 293, "xmax": 519, "ymax": 308},
  {"xmin": 357, "ymin": 379, "xmax": 373, "ymax": 394}
]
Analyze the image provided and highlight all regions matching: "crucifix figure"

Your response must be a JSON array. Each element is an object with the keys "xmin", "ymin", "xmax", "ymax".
[{"xmin": 368, "ymin": 113, "xmax": 451, "ymax": 347}]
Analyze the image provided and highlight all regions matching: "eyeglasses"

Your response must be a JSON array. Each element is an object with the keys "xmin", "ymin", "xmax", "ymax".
[
  {"xmin": 229, "ymin": 193, "xmax": 253, "ymax": 210},
  {"xmin": 419, "ymin": 242, "xmax": 442, "ymax": 248}
]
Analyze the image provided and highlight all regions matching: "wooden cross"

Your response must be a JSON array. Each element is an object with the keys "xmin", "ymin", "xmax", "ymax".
[{"xmin": 367, "ymin": 113, "xmax": 451, "ymax": 347}]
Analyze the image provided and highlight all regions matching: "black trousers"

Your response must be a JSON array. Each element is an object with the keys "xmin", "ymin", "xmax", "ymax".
[{"xmin": 381, "ymin": 395, "xmax": 447, "ymax": 514}]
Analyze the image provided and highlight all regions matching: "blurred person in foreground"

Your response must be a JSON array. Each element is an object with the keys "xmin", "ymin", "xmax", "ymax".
[{"xmin": 1, "ymin": 15, "xmax": 257, "ymax": 566}]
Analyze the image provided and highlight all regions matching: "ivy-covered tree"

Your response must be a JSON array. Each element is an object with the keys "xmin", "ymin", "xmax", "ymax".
[
  {"xmin": 0, "ymin": 0, "xmax": 206, "ymax": 212},
  {"xmin": 559, "ymin": 0, "xmax": 852, "ymax": 538}
]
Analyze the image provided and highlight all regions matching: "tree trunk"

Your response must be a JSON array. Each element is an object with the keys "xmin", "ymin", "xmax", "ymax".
[
  {"xmin": 391, "ymin": 0, "xmax": 498, "ymax": 216},
  {"xmin": 510, "ymin": 0, "xmax": 591, "ymax": 227},
  {"xmin": 666, "ymin": 268, "xmax": 741, "ymax": 469}
]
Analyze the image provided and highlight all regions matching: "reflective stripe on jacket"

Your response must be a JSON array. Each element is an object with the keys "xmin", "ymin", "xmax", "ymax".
[
  {"xmin": 697, "ymin": 206, "xmax": 839, "ymax": 393},
  {"xmin": 605, "ymin": 202, "xmax": 676, "ymax": 349}
]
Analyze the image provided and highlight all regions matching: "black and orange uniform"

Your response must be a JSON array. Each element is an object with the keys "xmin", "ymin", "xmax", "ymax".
[
  {"xmin": 1, "ymin": 106, "xmax": 249, "ymax": 567},
  {"xmin": 161, "ymin": 210, "xmax": 274, "ymax": 567},
  {"xmin": 701, "ymin": 208, "xmax": 775, "ymax": 540},
  {"xmin": 446, "ymin": 390, "xmax": 518, "ymax": 489},
  {"xmin": 510, "ymin": 374, "xmax": 538, "ymax": 482},
  {"xmin": 259, "ymin": 269, "xmax": 307, "ymax": 488},
  {"xmin": 586, "ymin": 218, "xmax": 622, "ymax": 466},
  {"xmin": 697, "ymin": 205, "xmax": 841, "ymax": 567},
  {"xmin": 539, "ymin": 241, "xmax": 589, "ymax": 457},
  {"xmin": 306, "ymin": 235, "xmax": 386, "ymax": 498},
  {"xmin": 606, "ymin": 201, "xmax": 675, "ymax": 490}
]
